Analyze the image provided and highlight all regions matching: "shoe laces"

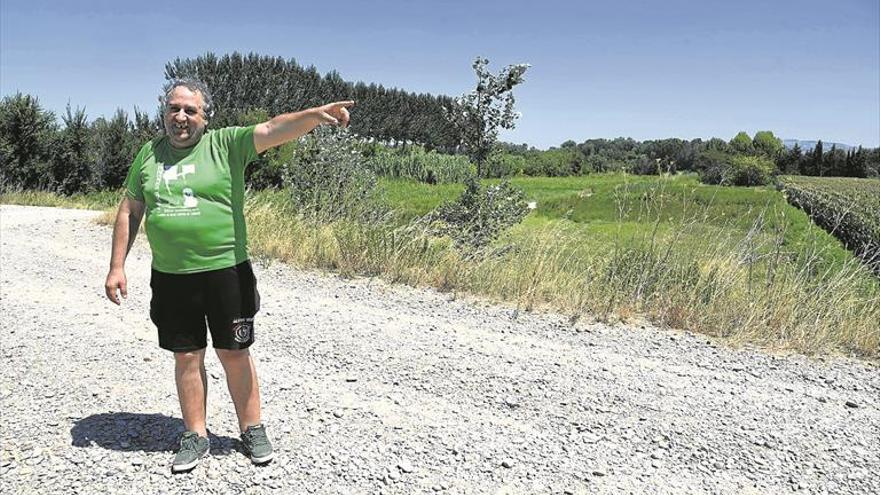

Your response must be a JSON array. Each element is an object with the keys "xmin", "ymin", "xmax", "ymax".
[
  {"xmin": 180, "ymin": 432, "xmax": 203, "ymax": 452},
  {"xmin": 244, "ymin": 426, "xmax": 269, "ymax": 447}
]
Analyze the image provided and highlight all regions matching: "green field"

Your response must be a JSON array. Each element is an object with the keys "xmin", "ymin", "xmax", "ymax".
[{"xmin": 382, "ymin": 173, "xmax": 856, "ymax": 267}]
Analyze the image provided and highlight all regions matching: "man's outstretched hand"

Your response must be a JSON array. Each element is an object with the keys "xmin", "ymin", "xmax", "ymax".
[
  {"xmin": 105, "ymin": 268, "xmax": 127, "ymax": 305},
  {"xmin": 315, "ymin": 100, "xmax": 354, "ymax": 127},
  {"xmin": 254, "ymin": 100, "xmax": 356, "ymax": 153}
]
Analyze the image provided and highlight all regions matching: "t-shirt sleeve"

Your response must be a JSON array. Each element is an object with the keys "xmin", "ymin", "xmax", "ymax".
[
  {"xmin": 225, "ymin": 125, "xmax": 259, "ymax": 170},
  {"xmin": 124, "ymin": 143, "xmax": 150, "ymax": 202}
]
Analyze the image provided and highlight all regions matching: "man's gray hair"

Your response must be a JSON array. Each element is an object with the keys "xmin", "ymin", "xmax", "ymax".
[{"xmin": 160, "ymin": 78, "xmax": 214, "ymax": 119}]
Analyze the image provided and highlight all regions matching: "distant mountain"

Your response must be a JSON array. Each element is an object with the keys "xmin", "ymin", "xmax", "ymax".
[{"xmin": 783, "ymin": 139, "xmax": 855, "ymax": 151}]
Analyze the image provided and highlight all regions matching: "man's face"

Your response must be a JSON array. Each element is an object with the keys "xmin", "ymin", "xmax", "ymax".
[{"xmin": 163, "ymin": 86, "xmax": 207, "ymax": 148}]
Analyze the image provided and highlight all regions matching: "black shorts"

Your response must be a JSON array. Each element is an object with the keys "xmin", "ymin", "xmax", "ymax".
[{"xmin": 150, "ymin": 260, "xmax": 260, "ymax": 352}]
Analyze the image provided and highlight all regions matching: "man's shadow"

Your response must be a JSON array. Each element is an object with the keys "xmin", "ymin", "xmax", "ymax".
[{"xmin": 71, "ymin": 412, "xmax": 241, "ymax": 456}]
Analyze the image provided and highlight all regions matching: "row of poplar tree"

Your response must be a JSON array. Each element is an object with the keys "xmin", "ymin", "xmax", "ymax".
[
  {"xmin": 2, "ymin": 51, "xmax": 878, "ymax": 193},
  {"xmin": 0, "ymin": 53, "xmax": 467, "ymax": 193}
]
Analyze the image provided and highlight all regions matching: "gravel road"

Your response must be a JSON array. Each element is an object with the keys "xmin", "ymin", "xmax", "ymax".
[{"xmin": 0, "ymin": 204, "xmax": 878, "ymax": 495}]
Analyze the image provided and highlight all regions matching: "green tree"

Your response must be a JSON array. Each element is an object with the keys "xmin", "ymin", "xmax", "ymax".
[
  {"xmin": 812, "ymin": 140, "xmax": 824, "ymax": 176},
  {"xmin": 778, "ymin": 143, "xmax": 803, "ymax": 174},
  {"xmin": 848, "ymin": 146, "xmax": 868, "ymax": 178},
  {"xmin": 825, "ymin": 144, "xmax": 846, "ymax": 176},
  {"xmin": 705, "ymin": 137, "xmax": 730, "ymax": 152},
  {"xmin": 165, "ymin": 52, "xmax": 462, "ymax": 151},
  {"xmin": 51, "ymin": 105, "xmax": 95, "ymax": 194},
  {"xmin": 0, "ymin": 93, "xmax": 56, "ymax": 190},
  {"xmin": 93, "ymin": 109, "xmax": 135, "ymax": 189},
  {"xmin": 132, "ymin": 106, "xmax": 162, "ymax": 144},
  {"xmin": 729, "ymin": 131, "xmax": 753, "ymax": 154},
  {"xmin": 444, "ymin": 56, "xmax": 529, "ymax": 177},
  {"xmin": 752, "ymin": 130, "xmax": 783, "ymax": 158}
]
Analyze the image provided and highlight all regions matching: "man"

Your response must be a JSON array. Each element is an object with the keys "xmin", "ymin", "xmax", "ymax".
[{"xmin": 104, "ymin": 78, "xmax": 352, "ymax": 472}]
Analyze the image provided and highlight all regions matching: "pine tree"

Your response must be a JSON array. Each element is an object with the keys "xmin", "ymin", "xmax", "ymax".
[
  {"xmin": 51, "ymin": 105, "xmax": 94, "ymax": 194},
  {"xmin": 780, "ymin": 143, "xmax": 802, "ymax": 174},
  {"xmin": 0, "ymin": 93, "xmax": 56, "ymax": 190},
  {"xmin": 813, "ymin": 140, "xmax": 824, "ymax": 176},
  {"xmin": 93, "ymin": 109, "xmax": 135, "ymax": 189}
]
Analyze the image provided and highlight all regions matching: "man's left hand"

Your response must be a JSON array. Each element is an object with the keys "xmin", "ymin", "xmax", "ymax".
[{"xmin": 315, "ymin": 101, "xmax": 354, "ymax": 127}]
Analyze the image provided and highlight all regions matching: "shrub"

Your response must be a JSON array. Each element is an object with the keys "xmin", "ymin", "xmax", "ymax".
[
  {"xmin": 697, "ymin": 151, "xmax": 772, "ymax": 186},
  {"xmin": 697, "ymin": 150, "xmax": 732, "ymax": 185},
  {"xmin": 282, "ymin": 126, "xmax": 386, "ymax": 222},
  {"xmin": 424, "ymin": 177, "xmax": 528, "ymax": 251},
  {"xmin": 723, "ymin": 155, "xmax": 774, "ymax": 186}
]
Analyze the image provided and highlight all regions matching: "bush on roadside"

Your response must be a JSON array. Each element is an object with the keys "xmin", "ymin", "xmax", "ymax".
[
  {"xmin": 282, "ymin": 126, "xmax": 387, "ymax": 222},
  {"xmin": 424, "ymin": 177, "xmax": 529, "ymax": 251}
]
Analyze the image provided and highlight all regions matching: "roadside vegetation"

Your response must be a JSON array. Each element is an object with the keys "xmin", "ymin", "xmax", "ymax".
[
  {"xmin": 4, "ymin": 172, "xmax": 878, "ymax": 359},
  {"xmin": 2, "ymin": 52, "xmax": 879, "ymax": 360}
]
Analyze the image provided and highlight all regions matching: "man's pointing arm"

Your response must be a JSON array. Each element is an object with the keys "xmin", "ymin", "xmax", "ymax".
[{"xmin": 252, "ymin": 100, "xmax": 354, "ymax": 154}]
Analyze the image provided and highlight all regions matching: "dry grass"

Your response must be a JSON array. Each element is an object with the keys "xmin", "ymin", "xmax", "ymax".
[
  {"xmin": 6, "ymin": 187, "xmax": 878, "ymax": 360},
  {"xmin": 244, "ymin": 193, "xmax": 879, "ymax": 360}
]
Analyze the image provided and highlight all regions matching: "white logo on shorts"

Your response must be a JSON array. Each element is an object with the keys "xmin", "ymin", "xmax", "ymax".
[{"xmin": 232, "ymin": 318, "xmax": 254, "ymax": 343}]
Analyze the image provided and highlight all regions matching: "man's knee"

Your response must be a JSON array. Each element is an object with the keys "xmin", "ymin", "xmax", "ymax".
[
  {"xmin": 215, "ymin": 348, "xmax": 250, "ymax": 363},
  {"xmin": 174, "ymin": 349, "xmax": 206, "ymax": 368}
]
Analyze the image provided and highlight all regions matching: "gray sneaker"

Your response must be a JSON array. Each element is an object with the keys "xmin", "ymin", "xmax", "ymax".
[
  {"xmin": 241, "ymin": 424, "xmax": 274, "ymax": 464},
  {"xmin": 171, "ymin": 431, "xmax": 210, "ymax": 473}
]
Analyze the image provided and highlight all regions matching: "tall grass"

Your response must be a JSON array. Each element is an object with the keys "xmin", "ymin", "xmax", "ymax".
[
  {"xmin": 245, "ymin": 189, "xmax": 879, "ymax": 359},
  {"xmin": 368, "ymin": 147, "xmax": 475, "ymax": 184},
  {"xmin": 5, "ymin": 181, "xmax": 878, "ymax": 359}
]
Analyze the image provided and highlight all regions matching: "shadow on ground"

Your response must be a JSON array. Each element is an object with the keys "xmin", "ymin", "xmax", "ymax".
[{"xmin": 71, "ymin": 412, "xmax": 240, "ymax": 456}]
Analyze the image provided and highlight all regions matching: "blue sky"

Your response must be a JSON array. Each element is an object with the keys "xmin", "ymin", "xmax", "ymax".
[{"xmin": 2, "ymin": 0, "xmax": 878, "ymax": 148}]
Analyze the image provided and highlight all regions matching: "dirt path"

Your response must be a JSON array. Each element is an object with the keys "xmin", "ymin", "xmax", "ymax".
[{"xmin": 1, "ymin": 204, "xmax": 878, "ymax": 495}]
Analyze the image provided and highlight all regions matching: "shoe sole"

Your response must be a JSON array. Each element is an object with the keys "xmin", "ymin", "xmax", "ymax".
[
  {"xmin": 171, "ymin": 444, "xmax": 210, "ymax": 473},
  {"xmin": 171, "ymin": 455, "xmax": 205, "ymax": 473},
  {"xmin": 251, "ymin": 452, "xmax": 274, "ymax": 465}
]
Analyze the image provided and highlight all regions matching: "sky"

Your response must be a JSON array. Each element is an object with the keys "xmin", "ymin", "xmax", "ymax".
[{"xmin": 1, "ymin": 0, "xmax": 878, "ymax": 149}]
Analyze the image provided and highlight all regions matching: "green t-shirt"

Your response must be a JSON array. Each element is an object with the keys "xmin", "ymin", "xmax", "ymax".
[{"xmin": 124, "ymin": 126, "xmax": 258, "ymax": 274}]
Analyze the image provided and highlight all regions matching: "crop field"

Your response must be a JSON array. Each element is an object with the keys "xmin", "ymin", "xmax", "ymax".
[
  {"xmin": 382, "ymin": 174, "xmax": 859, "ymax": 267},
  {"xmin": 778, "ymin": 176, "xmax": 880, "ymax": 273}
]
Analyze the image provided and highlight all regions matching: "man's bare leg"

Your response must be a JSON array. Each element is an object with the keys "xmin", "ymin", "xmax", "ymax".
[
  {"xmin": 215, "ymin": 348, "xmax": 261, "ymax": 432},
  {"xmin": 174, "ymin": 349, "xmax": 208, "ymax": 437}
]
